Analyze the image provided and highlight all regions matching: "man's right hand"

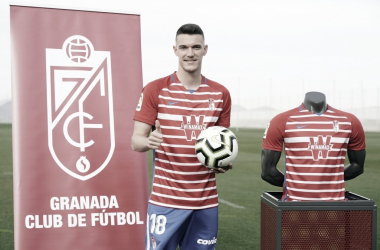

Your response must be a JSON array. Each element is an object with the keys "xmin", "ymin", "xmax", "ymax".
[{"xmin": 147, "ymin": 120, "xmax": 163, "ymax": 149}]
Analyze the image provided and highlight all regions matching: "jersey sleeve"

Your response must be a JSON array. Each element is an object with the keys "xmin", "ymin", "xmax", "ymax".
[
  {"xmin": 262, "ymin": 113, "xmax": 288, "ymax": 152},
  {"xmin": 133, "ymin": 81, "xmax": 160, "ymax": 126},
  {"xmin": 215, "ymin": 87, "xmax": 231, "ymax": 128},
  {"xmin": 347, "ymin": 113, "xmax": 366, "ymax": 151}
]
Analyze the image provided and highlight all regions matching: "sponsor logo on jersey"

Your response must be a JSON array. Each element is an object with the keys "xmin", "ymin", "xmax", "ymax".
[
  {"xmin": 263, "ymin": 122, "xmax": 270, "ymax": 139},
  {"xmin": 136, "ymin": 93, "xmax": 143, "ymax": 111},
  {"xmin": 297, "ymin": 124, "xmax": 309, "ymax": 129},
  {"xmin": 208, "ymin": 98, "xmax": 216, "ymax": 110},
  {"xmin": 197, "ymin": 237, "xmax": 217, "ymax": 245},
  {"xmin": 181, "ymin": 115, "xmax": 206, "ymax": 141},
  {"xmin": 46, "ymin": 35, "xmax": 115, "ymax": 181},
  {"xmin": 308, "ymin": 135, "xmax": 333, "ymax": 161},
  {"xmin": 333, "ymin": 120, "xmax": 339, "ymax": 132},
  {"xmin": 168, "ymin": 101, "xmax": 180, "ymax": 105}
]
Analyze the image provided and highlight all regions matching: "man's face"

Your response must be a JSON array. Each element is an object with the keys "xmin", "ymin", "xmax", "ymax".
[{"xmin": 173, "ymin": 34, "xmax": 208, "ymax": 74}]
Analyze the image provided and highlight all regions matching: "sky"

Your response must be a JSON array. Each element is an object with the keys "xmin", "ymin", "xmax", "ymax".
[{"xmin": 1, "ymin": 0, "xmax": 380, "ymax": 111}]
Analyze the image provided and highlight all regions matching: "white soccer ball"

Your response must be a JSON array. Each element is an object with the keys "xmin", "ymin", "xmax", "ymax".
[{"xmin": 195, "ymin": 126, "xmax": 238, "ymax": 170}]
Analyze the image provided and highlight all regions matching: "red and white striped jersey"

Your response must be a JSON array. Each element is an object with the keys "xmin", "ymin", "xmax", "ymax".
[
  {"xmin": 134, "ymin": 72, "xmax": 231, "ymax": 209},
  {"xmin": 262, "ymin": 104, "xmax": 365, "ymax": 201}
]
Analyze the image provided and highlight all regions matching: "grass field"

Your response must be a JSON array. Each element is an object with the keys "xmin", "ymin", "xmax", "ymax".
[{"xmin": 0, "ymin": 124, "xmax": 379, "ymax": 249}]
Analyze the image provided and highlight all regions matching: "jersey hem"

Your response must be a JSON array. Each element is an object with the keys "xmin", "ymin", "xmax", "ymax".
[
  {"xmin": 134, "ymin": 116, "xmax": 155, "ymax": 126},
  {"xmin": 262, "ymin": 145, "xmax": 282, "ymax": 152},
  {"xmin": 149, "ymin": 200, "xmax": 219, "ymax": 210}
]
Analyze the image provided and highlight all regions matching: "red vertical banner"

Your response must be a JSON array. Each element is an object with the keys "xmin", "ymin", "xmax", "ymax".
[{"xmin": 10, "ymin": 5, "xmax": 148, "ymax": 249}]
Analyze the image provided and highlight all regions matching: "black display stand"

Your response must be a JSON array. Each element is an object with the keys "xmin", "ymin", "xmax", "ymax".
[{"xmin": 261, "ymin": 191, "xmax": 377, "ymax": 250}]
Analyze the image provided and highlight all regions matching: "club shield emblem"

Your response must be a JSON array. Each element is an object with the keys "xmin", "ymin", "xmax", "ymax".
[
  {"xmin": 46, "ymin": 35, "xmax": 115, "ymax": 180},
  {"xmin": 333, "ymin": 120, "xmax": 340, "ymax": 133}
]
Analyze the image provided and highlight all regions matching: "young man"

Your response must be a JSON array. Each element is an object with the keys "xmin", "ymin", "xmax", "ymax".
[{"xmin": 131, "ymin": 24, "xmax": 232, "ymax": 250}]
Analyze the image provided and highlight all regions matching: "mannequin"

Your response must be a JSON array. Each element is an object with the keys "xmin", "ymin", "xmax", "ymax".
[
  {"xmin": 261, "ymin": 91, "xmax": 366, "ymax": 196},
  {"xmin": 303, "ymin": 91, "xmax": 327, "ymax": 114}
]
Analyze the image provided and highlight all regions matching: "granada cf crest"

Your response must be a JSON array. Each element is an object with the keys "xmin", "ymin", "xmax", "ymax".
[
  {"xmin": 208, "ymin": 98, "xmax": 215, "ymax": 110},
  {"xmin": 46, "ymin": 35, "xmax": 115, "ymax": 180},
  {"xmin": 333, "ymin": 120, "xmax": 340, "ymax": 133}
]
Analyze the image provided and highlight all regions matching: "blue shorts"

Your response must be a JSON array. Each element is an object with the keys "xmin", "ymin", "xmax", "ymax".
[{"xmin": 145, "ymin": 204, "xmax": 218, "ymax": 250}]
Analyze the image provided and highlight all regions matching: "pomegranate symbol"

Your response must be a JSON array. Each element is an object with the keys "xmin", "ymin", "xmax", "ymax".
[{"xmin": 76, "ymin": 156, "xmax": 90, "ymax": 173}]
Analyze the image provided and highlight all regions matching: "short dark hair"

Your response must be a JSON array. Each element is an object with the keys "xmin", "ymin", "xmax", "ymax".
[{"xmin": 176, "ymin": 23, "xmax": 204, "ymax": 40}]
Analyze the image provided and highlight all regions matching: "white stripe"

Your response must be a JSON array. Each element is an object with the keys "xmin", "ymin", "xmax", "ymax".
[
  {"xmin": 285, "ymin": 147, "xmax": 307, "ymax": 151},
  {"xmin": 285, "ymin": 147, "xmax": 347, "ymax": 152},
  {"xmin": 286, "ymin": 163, "xmax": 344, "ymax": 168},
  {"xmin": 155, "ymin": 166, "xmax": 210, "ymax": 175},
  {"xmin": 152, "ymin": 191, "xmax": 218, "ymax": 201},
  {"xmin": 158, "ymin": 113, "xmax": 219, "ymax": 122},
  {"xmin": 286, "ymin": 121, "xmax": 351, "ymax": 125},
  {"xmin": 155, "ymin": 174, "xmax": 215, "ymax": 183},
  {"xmin": 149, "ymin": 200, "xmax": 218, "ymax": 210},
  {"xmin": 287, "ymin": 187, "xmax": 345, "ymax": 192},
  {"xmin": 287, "ymin": 171, "xmax": 343, "ymax": 176},
  {"xmin": 155, "ymin": 149, "xmax": 197, "ymax": 157},
  {"xmin": 158, "ymin": 104, "xmax": 222, "ymax": 111},
  {"xmin": 153, "ymin": 183, "xmax": 216, "ymax": 192},
  {"xmin": 145, "ymin": 213, "xmax": 150, "ymax": 250},
  {"xmin": 288, "ymin": 195, "xmax": 344, "ymax": 201},
  {"xmin": 289, "ymin": 114, "xmax": 348, "ymax": 119},
  {"xmin": 162, "ymin": 89, "xmax": 222, "ymax": 95},
  {"xmin": 218, "ymin": 199, "xmax": 245, "ymax": 209},
  {"xmin": 159, "ymin": 95, "xmax": 223, "ymax": 103},
  {"xmin": 285, "ymin": 129, "xmax": 352, "ymax": 133},
  {"xmin": 330, "ymin": 148, "xmax": 347, "ymax": 152},
  {"xmin": 162, "ymin": 134, "xmax": 187, "ymax": 139},
  {"xmin": 286, "ymin": 156, "xmax": 345, "ymax": 160},
  {"xmin": 286, "ymin": 179, "xmax": 344, "ymax": 184},
  {"xmin": 161, "ymin": 143, "xmax": 195, "ymax": 148},
  {"xmin": 170, "ymin": 83, "xmax": 209, "ymax": 87},
  {"xmin": 284, "ymin": 137, "xmax": 349, "ymax": 143},
  {"xmin": 157, "ymin": 158, "xmax": 202, "ymax": 166},
  {"xmin": 160, "ymin": 125, "xmax": 182, "ymax": 130}
]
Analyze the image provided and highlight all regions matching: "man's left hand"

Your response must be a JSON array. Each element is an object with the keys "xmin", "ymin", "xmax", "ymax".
[{"xmin": 212, "ymin": 163, "xmax": 233, "ymax": 174}]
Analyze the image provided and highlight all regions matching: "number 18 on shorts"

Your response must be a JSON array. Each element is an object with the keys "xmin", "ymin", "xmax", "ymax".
[{"xmin": 145, "ymin": 204, "xmax": 218, "ymax": 250}]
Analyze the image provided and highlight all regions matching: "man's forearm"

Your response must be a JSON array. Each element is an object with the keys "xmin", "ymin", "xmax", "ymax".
[{"xmin": 131, "ymin": 134, "xmax": 150, "ymax": 152}]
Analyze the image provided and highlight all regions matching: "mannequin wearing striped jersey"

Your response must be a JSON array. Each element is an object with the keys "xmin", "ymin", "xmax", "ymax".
[{"xmin": 261, "ymin": 91, "xmax": 366, "ymax": 191}]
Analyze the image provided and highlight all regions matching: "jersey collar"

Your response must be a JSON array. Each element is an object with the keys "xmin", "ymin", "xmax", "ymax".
[
  {"xmin": 299, "ymin": 103, "xmax": 333, "ymax": 115},
  {"xmin": 171, "ymin": 72, "xmax": 207, "ymax": 85}
]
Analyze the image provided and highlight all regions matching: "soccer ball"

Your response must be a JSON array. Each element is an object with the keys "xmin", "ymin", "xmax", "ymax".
[{"xmin": 195, "ymin": 126, "xmax": 238, "ymax": 170}]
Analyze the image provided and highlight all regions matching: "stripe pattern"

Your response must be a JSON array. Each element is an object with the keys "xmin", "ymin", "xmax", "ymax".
[
  {"xmin": 262, "ymin": 105, "xmax": 365, "ymax": 201},
  {"xmin": 134, "ymin": 73, "xmax": 231, "ymax": 209}
]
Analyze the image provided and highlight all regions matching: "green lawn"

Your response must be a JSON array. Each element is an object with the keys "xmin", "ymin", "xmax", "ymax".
[
  {"xmin": 0, "ymin": 124, "xmax": 14, "ymax": 250},
  {"xmin": 1, "ymin": 124, "xmax": 379, "ymax": 249}
]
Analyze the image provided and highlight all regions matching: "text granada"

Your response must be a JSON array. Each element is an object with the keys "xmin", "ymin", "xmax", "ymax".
[{"xmin": 50, "ymin": 195, "xmax": 119, "ymax": 210}]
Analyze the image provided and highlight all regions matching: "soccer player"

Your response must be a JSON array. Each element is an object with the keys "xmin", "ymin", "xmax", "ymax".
[
  {"xmin": 131, "ymin": 24, "xmax": 232, "ymax": 249},
  {"xmin": 261, "ymin": 91, "xmax": 366, "ymax": 201}
]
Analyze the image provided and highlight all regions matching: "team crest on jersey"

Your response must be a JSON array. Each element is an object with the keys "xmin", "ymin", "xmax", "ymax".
[
  {"xmin": 308, "ymin": 135, "xmax": 333, "ymax": 161},
  {"xmin": 46, "ymin": 35, "xmax": 115, "ymax": 181},
  {"xmin": 181, "ymin": 115, "xmax": 206, "ymax": 141},
  {"xmin": 333, "ymin": 120, "xmax": 339, "ymax": 133},
  {"xmin": 208, "ymin": 98, "xmax": 216, "ymax": 110}
]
